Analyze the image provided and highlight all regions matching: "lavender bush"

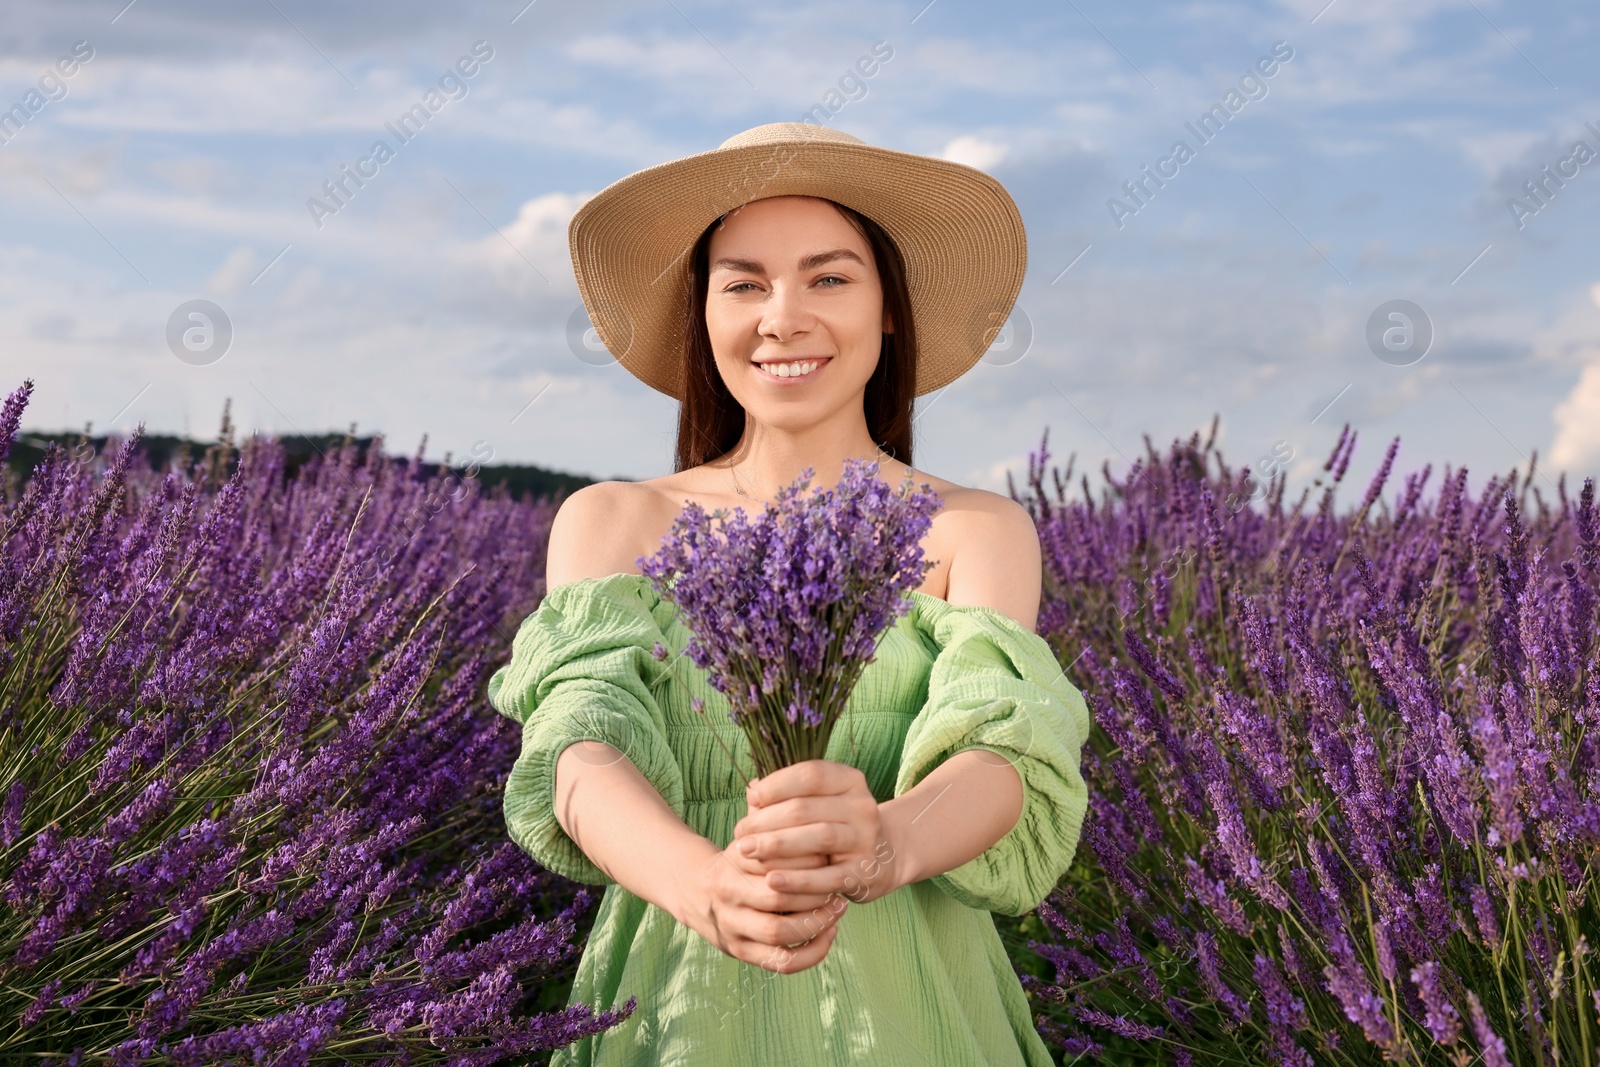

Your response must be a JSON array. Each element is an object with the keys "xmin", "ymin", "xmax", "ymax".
[
  {"xmin": 0, "ymin": 381, "xmax": 634, "ymax": 1064},
  {"xmin": 638, "ymin": 457, "xmax": 941, "ymax": 779},
  {"xmin": 1011, "ymin": 423, "xmax": 1598, "ymax": 1065}
]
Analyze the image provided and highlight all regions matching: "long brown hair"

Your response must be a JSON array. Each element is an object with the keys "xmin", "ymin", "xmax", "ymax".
[{"xmin": 672, "ymin": 198, "xmax": 918, "ymax": 473}]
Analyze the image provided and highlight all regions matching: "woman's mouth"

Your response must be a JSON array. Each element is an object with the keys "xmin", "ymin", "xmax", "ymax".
[{"xmin": 752, "ymin": 357, "xmax": 830, "ymax": 383}]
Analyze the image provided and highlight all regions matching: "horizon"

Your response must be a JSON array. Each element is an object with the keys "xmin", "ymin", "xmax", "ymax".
[{"xmin": 8, "ymin": 405, "xmax": 1568, "ymax": 517}]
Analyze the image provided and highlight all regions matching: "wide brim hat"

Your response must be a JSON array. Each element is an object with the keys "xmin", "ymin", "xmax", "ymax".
[{"xmin": 567, "ymin": 122, "xmax": 1027, "ymax": 401}]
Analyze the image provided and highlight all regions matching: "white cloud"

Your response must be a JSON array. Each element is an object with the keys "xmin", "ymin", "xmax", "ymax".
[
  {"xmin": 468, "ymin": 191, "xmax": 591, "ymax": 297},
  {"xmin": 941, "ymin": 134, "xmax": 1007, "ymax": 172},
  {"xmin": 1546, "ymin": 281, "xmax": 1600, "ymax": 476},
  {"xmin": 206, "ymin": 246, "xmax": 258, "ymax": 295},
  {"xmin": 565, "ymin": 33, "xmax": 732, "ymax": 79},
  {"xmin": 1550, "ymin": 362, "xmax": 1600, "ymax": 477}
]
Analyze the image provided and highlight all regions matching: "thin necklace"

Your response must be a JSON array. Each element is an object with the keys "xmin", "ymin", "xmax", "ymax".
[{"xmin": 730, "ymin": 445, "xmax": 903, "ymax": 505}]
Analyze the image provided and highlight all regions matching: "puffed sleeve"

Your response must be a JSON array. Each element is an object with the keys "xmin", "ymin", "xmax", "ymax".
[
  {"xmin": 486, "ymin": 573, "xmax": 688, "ymax": 885},
  {"xmin": 894, "ymin": 599, "xmax": 1092, "ymax": 916}
]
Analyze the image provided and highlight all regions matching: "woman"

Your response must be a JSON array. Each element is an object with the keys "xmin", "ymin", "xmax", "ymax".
[{"xmin": 488, "ymin": 123, "xmax": 1091, "ymax": 1066}]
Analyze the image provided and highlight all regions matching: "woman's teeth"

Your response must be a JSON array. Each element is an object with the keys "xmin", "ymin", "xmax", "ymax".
[{"xmin": 756, "ymin": 360, "xmax": 822, "ymax": 379}]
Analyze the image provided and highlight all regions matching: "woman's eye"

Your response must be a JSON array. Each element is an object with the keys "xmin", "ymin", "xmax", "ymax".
[{"xmin": 724, "ymin": 277, "xmax": 845, "ymax": 292}]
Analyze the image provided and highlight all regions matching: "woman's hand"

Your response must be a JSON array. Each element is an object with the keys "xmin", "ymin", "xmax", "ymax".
[
  {"xmin": 733, "ymin": 760, "xmax": 909, "ymax": 906},
  {"xmin": 671, "ymin": 833, "xmax": 849, "ymax": 974}
]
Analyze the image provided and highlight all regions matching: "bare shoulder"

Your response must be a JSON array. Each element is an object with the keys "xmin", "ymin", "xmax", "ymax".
[
  {"xmin": 933, "ymin": 480, "xmax": 1034, "ymax": 523},
  {"xmin": 543, "ymin": 480, "xmax": 658, "ymax": 590},
  {"xmin": 922, "ymin": 475, "xmax": 1037, "ymax": 545},
  {"xmin": 934, "ymin": 480, "xmax": 1042, "ymax": 631}
]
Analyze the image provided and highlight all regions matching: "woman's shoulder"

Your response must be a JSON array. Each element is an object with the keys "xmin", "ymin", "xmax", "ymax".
[
  {"xmin": 544, "ymin": 473, "xmax": 734, "ymax": 587},
  {"xmin": 926, "ymin": 477, "xmax": 1032, "ymax": 525},
  {"xmin": 909, "ymin": 474, "xmax": 1038, "ymax": 564},
  {"xmin": 907, "ymin": 476, "xmax": 1041, "ymax": 631},
  {"xmin": 544, "ymin": 480, "xmax": 662, "ymax": 589}
]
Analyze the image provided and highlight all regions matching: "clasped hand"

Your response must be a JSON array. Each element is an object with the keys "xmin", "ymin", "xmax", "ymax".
[
  {"xmin": 679, "ymin": 760, "xmax": 907, "ymax": 976},
  {"xmin": 734, "ymin": 759, "xmax": 907, "ymax": 907}
]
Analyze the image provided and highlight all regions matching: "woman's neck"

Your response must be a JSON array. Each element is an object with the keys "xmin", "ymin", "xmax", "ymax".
[{"xmin": 722, "ymin": 432, "xmax": 904, "ymax": 504}]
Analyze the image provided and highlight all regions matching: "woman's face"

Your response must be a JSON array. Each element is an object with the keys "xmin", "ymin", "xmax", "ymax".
[{"xmin": 704, "ymin": 195, "xmax": 891, "ymax": 428}]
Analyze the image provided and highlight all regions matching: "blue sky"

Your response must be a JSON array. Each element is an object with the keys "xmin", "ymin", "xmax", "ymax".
[{"xmin": 1, "ymin": 0, "xmax": 1597, "ymax": 498}]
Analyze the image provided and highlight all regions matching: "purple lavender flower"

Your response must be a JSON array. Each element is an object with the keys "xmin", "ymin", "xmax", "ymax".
[
  {"xmin": 1466, "ymin": 991, "xmax": 1512, "ymax": 1067},
  {"xmin": 0, "ymin": 378, "xmax": 33, "ymax": 468},
  {"xmin": 19, "ymin": 978, "xmax": 62, "ymax": 1029},
  {"xmin": 1183, "ymin": 857, "xmax": 1254, "ymax": 937},
  {"xmin": 1012, "ymin": 427, "xmax": 1598, "ymax": 1066},
  {"xmin": 1254, "ymin": 953, "xmax": 1312, "ymax": 1067},
  {"xmin": 1072, "ymin": 1005, "xmax": 1166, "ymax": 1040},
  {"xmin": 1322, "ymin": 940, "xmax": 1394, "ymax": 1047},
  {"xmin": 1410, "ymin": 961, "xmax": 1461, "ymax": 1046},
  {"xmin": 638, "ymin": 457, "xmax": 941, "ymax": 777},
  {"xmin": 1469, "ymin": 883, "xmax": 1501, "ymax": 947},
  {"xmin": 1195, "ymin": 930, "xmax": 1252, "ymax": 1026},
  {"xmin": 2, "ymin": 779, "xmax": 24, "ymax": 847},
  {"xmin": 0, "ymin": 382, "xmax": 623, "ymax": 1061}
]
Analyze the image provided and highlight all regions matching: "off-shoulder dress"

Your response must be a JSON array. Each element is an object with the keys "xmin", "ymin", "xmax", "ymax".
[{"xmin": 486, "ymin": 571, "xmax": 1091, "ymax": 1066}]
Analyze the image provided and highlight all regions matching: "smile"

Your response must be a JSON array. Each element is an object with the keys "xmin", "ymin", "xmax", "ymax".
[{"xmin": 753, "ymin": 357, "xmax": 830, "ymax": 382}]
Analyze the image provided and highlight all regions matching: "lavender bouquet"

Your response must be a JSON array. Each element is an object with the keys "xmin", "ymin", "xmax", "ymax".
[{"xmin": 637, "ymin": 457, "xmax": 941, "ymax": 780}]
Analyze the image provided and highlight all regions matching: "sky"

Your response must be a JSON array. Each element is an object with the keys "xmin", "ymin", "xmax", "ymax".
[{"xmin": 1, "ymin": 0, "xmax": 1597, "ymax": 500}]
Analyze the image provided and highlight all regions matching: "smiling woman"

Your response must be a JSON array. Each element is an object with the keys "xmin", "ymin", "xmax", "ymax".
[
  {"xmin": 685, "ymin": 194, "xmax": 914, "ymax": 489},
  {"xmin": 488, "ymin": 122, "xmax": 1088, "ymax": 1066}
]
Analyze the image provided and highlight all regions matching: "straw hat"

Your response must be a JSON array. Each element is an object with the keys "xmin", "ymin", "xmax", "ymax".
[{"xmin": 567, "ymin": 122, "xmax": 1027, "ymax": 401}]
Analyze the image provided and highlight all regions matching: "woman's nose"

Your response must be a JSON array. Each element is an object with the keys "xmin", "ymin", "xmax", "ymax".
[{"xmin": 757, "ymin": 281, "xmax": 814, "ymax": 342}]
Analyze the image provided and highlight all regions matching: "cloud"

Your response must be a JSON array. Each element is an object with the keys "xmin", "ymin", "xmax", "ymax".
[
  {"xmin": 1550, "ymin": 362, "xmax": 1600, "ymax": 477},
  {"xmin": 565, "ymin": 32, "xmax": 740, "ymax": 81},
  {"xmin": 468, "ymin": 190, "xmax": 591, "ymax": 297},
  {"xmin": 206, "ymin": 246, "xmax": 257, "ymax": 295},
  {"xmin": 941, "ymin": 134, "xmax": 1007, "ymax": 172},
  {"xmin": 1546, "ymin": 281, "xmax": 1600, "ymax": 476}
]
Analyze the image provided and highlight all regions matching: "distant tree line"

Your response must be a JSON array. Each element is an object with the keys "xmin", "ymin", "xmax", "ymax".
[{"xmin": 6, "ymin": 427, "xmax": 616, "ymax": 505}]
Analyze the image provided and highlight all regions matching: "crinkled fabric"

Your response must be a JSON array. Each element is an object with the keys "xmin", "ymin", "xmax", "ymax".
[{"xmin": 487, "ymin": 572, "xmax": 1090, "ymax": 1067}]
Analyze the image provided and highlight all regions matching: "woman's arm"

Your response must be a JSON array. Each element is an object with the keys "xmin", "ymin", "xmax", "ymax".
[
  {"xmin": 877, "ymin": 748, "xmax": 1024, "ymax": 888},
  {"xmin": 873, "ymin": 496, "xmax": 1035, "ymax": 888},
  {"xmin": 554, "ymin": 740, "xmax": 850, "ymax": 972},
  {"xmin": 552, "ymin": 739, "xmax": 718, "ymax": 921}
]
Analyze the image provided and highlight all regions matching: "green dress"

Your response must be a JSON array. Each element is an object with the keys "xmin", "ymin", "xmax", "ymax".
[{"xmin": 486, "ymin": 572, "xmax": 1091, "ymax": 1066}]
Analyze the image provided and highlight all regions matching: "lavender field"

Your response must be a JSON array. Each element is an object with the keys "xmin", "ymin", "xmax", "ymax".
[
  {"xmin": 2, "ymin": 374, "xmax": 1594, "ymax": 1065},
  {"xmin": 1018, "ymin": 423, "xmax": 1598, "ymax": 1065},
  {"xmin": 0, "ymin": 380, "xmax": 630, "ymax": 1064}
]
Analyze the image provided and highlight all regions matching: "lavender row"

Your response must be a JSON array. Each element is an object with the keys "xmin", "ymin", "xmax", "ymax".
[
  {"xmin": 0, "ymin": 381, "xmax": 632, "ymax": 1064},
  {"xmin": 1011, "ymin": 422, "xmax": 1598, "ymax": 1065}
]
